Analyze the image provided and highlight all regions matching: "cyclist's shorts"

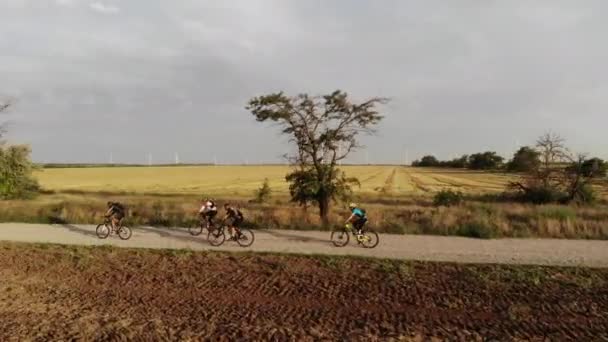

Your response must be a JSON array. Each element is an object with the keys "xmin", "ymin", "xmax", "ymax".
[
  {"xmin": 227, "ymin": 216, "xmax": 243, "ymax": 227},
  {"xmin": 353, "ymin": 217, "xmax": 367, "ymax": 229},
  {"xmin": 204, "ymin": 210, "xmax": 218, "ymax": 219}
]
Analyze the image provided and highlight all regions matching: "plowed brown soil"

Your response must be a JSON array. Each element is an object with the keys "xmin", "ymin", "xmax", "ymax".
[{"xmin": 0, "ymin": 243, "xmax": 607, "ymax": 341}]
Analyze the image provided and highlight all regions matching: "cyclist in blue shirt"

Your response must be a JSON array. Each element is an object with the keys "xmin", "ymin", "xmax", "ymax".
[{"xmin": 346, "ymin": 203, "xmax": 368, "ymax": 235}]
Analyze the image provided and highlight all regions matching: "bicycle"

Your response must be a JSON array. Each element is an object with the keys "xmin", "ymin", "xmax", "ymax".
[
  {"xmin": 207, "ymin": 222, "xmax": 254, "ymax": 247},
  {"xmin": 96, "ymin": 217, "xmax": 132, "ymax": 240},
  {"xmin": 189, "ymin": 216, "xmax": 215, "ymax": 236},
  {"xmin": 330, "ymin": 223, "xmax": 379, "ymax": 248}
]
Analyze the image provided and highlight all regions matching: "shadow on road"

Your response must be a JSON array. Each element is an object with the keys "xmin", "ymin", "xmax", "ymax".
[
  {"xmin": 136, "ymin": 226, "xmax": 209, "ymax": 245},
  {"xmin": 263, "ymin": 229, "xmax": 330, "ymax": 245},
  {"xmin": 58, "ymin": 224, "xmax": 97, "ymax": 238}
]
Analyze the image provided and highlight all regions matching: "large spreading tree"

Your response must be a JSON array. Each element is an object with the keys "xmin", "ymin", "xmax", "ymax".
[{"xmin": 246, "ymin": 90, "xmax": 387, "ymax": 224}]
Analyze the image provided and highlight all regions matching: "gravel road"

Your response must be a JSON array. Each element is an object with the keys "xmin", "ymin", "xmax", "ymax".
[{"xmin": 0, "ymin": 223, "xmax": 606, "ymax": 267}]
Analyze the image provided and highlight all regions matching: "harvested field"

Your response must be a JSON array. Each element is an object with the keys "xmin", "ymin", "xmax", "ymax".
[
  {"xmin": 0, "ymin": 243, "xmax": 607, "ymax": 340},
  {"xmin": 35, "ymin": 165, "xmax": 517, "ymax": 197}
]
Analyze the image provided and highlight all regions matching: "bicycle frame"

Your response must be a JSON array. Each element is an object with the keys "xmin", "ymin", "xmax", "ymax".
[{"xmin": 344, "ymin": 223, "xmax": 371, "ymax": 243}]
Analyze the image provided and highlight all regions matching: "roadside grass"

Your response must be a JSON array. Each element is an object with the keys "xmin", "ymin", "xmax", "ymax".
[{"xmin": 2, "ymin": 191, "xmax": 608, "ymax": 240}]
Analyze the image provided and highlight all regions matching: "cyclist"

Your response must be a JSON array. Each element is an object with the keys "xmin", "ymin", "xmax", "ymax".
[
  {"xmin": 346, "ymin": 203, "xmax": 367, "ymax": 236},
  {"xmin": 222, "ymin": 203, "xmax": 244, "ymax": 240},
  {"xmin": 104, "ymin": 201, "xmax": 125, "ymax": 231},
  {"xmin": 198, "ymin": 198, "xmax": 218, "ymax": 227}
]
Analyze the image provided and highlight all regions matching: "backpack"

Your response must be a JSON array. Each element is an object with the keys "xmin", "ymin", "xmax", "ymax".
[
  {"xmin": 113, "ymin": 203, "xmax": 126, "ymax": 213},
  {"xmin": 354, "ymin": 207, "xmax": 366, "ymax": 218}
]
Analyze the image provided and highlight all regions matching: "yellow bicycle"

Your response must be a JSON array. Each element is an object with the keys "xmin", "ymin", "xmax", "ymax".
[{"xmin": 330, "ymin": 223, "xmax": 379, "ymax": 248}]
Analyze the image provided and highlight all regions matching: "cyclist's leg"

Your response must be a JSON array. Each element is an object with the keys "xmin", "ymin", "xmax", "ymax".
[
  {"xmin": 110, "ymin": 216, "xmax": 118, "ymax": 231},
  {"xmin": 234, "ymin": 219, "xmax": 241, "ymax": 236},
  {"xmin": 353, "ymin": 218, "xmax": 364, "ymax": 235},
  {"xmin": 208, "ymin": 211, "xmax": 217, "ymax": 227},
  {"xmin": 114, "ymin": 213, "xmax": 124, "ymax": 231}
]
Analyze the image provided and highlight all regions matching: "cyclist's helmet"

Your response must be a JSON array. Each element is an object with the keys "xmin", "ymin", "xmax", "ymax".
[
  {"xmin": 349, "ymin": 203, "xmax": 357, "ymax": 209},
  {"xmin": 107, "ymin": 201, "xmax": 113, "ymax": 208}
]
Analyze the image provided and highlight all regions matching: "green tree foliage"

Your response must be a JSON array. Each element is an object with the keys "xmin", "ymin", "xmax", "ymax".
[
  {"xmin": 412, "ymin": 155, "xmax": 439, "ymax": 167},
  {"xmin": 507, "ymin": 146, "xmax": 541, "ymax": 172},
  {"xmin": 0, "ymin": 100, "xmax": 39, "ymax": 199},
  {"xmin": 247, "ymin": 90, "xmax": 386, "ymax": 224},
  {"xmin": 441, "ymin": 155, "xmax": 469, "ymax": 168},
  {"xmin": 0, "ymin": 144, "xmax": 40, "ymax": 199},
  {"xmin": 468, "ymin": 151, "xmax": 504, "ymax": 170},
  {"xmin": 252, "ymin": 178, "xmax": 272, "ymax": 204},
  {"xmin": 577, "ymin": 158, "xmax": 607, "ymax": 178}
]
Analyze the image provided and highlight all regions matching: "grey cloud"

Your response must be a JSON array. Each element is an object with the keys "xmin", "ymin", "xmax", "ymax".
[{"xmin": 89, "ymin": 1, "xmax": 120, "ymax": 14}]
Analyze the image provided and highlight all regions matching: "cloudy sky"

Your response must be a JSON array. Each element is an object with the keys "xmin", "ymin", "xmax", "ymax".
[{"xmin": 1, "ymin": 0, "xmax": 607, "ymax": 164}]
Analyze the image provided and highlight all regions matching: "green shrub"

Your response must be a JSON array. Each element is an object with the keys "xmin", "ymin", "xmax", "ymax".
[
  {"xmin": 572, "ymin": 184, "xmax": 596, "ymax": 204},
  {"xmin": 0, "ymin": 145, "xmax": 40, "ymax": 199},
  {"xmin": 433, "ymin": 189, "xmax": 464, "ymax": 207},
  {"xmin": 537, "ymin": 206, "xmax": 577, "ymax": 221},
  {"xmin": 457, "ymin": 222, "xmax": 497, "ymax": 239},
  {"xmin": 515, "ymin": 186, "xmax": 565, "ymax": 205},
  {"xmin": 251, "ymin": 178, "xmax": 272, "ymax": 204}
]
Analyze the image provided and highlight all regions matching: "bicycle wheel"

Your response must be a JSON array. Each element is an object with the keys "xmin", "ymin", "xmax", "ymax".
[
  {"xmin": 96, "ymin": 223, "xmax": 110, "ymax": 239},
  {"xmin": 330, "ymin": 229, "xmax": 350, "ymax": 247},
  {"xmin": 189, "ymin": 223, "xmax": 204, "ymax": 236},
  {"xmin": 360, "ymin": 228, "xmax": 379, "ymax": 249},
  {"xmin": 207, "ymin": 227, "xmax": 226, "ymax": 247},
  {"xmin": 118, "ymin": 226, "xmax": 132, "ymax": 240},
  {"xmin": 236, "ymin": 228, "xmax": 255, "ymax": 247}
]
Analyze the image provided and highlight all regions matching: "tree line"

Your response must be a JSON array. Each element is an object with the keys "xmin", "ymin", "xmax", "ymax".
[
  {"xmin": 413, "ymin": 133, "xmax": 607, "ymax": 204},
  {"xmin": 412, "ymin": 152, "xmax": 504, "ymax": 170}
]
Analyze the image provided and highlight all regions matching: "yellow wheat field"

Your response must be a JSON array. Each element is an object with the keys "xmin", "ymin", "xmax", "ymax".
[{"xmin": 35, "ymin": 166, "xmax": 519, "ymax": 198}]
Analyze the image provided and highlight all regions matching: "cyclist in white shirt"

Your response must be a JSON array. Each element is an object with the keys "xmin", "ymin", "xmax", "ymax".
[{"xmin": 199, "ymin": 198, "xmax": 218, "ymax": 227}]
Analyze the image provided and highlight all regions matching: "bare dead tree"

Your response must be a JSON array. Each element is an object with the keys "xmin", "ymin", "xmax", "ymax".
[{"xmin": 509, "ymin": 133, "xmax": 605, "ymax": 204}]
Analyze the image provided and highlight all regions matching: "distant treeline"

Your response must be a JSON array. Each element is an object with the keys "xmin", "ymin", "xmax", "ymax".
[
  {"xmin": 412, "ymin": 152, "xmax": 505, "ymax": 170},
  {"xmin": 412, "ymin": 147, "xmax": 607, "ymax": 174}
]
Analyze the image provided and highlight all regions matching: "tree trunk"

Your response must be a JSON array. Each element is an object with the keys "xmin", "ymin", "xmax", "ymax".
[{"xmin": 318, "ymin": 195, "xmax": 330, "ymax": 226}]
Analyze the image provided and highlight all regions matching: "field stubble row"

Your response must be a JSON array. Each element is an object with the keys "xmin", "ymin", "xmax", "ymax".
[{"xmin": 34, "ymin": 165, "xmax": 516, "ymax": 196}]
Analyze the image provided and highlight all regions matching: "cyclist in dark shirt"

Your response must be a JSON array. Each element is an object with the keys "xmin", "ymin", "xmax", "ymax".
[
  {"xmin": 222, "ymin": 203, "xmax": 244, "ymax": 240},
  {"xmin": 104, "ymin": 201, "xmax": 125, "ymax": 231}
]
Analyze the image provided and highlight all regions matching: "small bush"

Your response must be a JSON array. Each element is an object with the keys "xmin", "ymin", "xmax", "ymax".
[
  {"xmin": 251, "ymin": 178, "xmax": 272, "ymax": 204},
  {"xmin": 514, "ymin": 186, "xmax": 565, "ymax": 205},
  {"xmin": 433, "ymin": 189, "xmax": 464, "ymax": 207},
  {"xmin": 457, "ymin": 222, "xmax": 497, "ymax": 239},
  {"xmin": 572, "ymin": 184, "xmax": 596, "ymax": 204},
  {"xmin": 538, "ymin": 206, "xmax": 577, "ymax": 221}
]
